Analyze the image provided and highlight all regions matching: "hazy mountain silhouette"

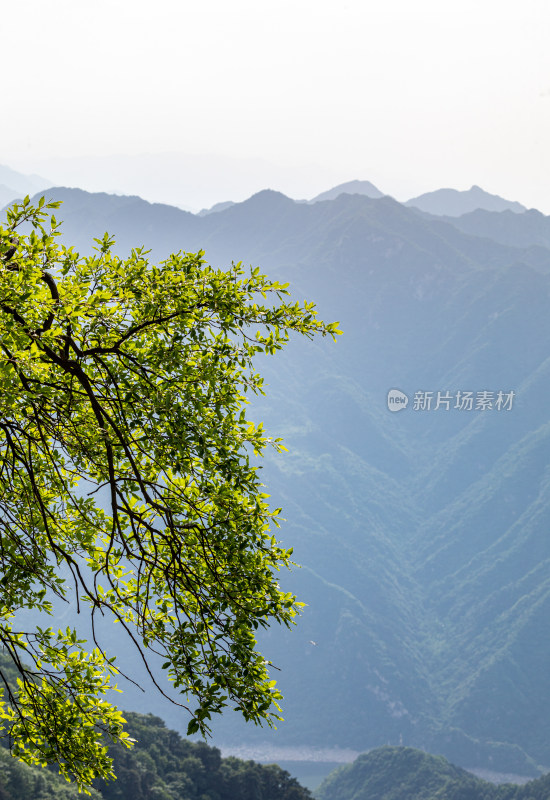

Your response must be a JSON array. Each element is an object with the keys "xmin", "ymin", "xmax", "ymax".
[
  {"xmin": 198, "ymin": 200, "xmax": 235, "ymax": 215},
  {"xmin": 406, "ymin": 184, "xmax": 526, "ymax": 216},
  {"xmin": 309, "ymin": 179, "xmax": 384, "ymax": 203},
  {"xmin": 0, "ymin": 164, "xmax": 52, "ymax": 205},
  {"xmin": 17, "ymin": 153, "xmax": 339, "ymax": 211}
]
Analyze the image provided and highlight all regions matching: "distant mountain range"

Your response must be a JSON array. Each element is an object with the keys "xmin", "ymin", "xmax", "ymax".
[
  {"xmin": 3, "ymin": 160, "xmax": 528, "ymax": 218},
  {"xmin": 199, "ymin": 179, "xmax": 384, "ymax": 214},
  {"xmin": 0, "ymin": 164, "xmax": 52, "ymax": 208},
  {"xmin": 7, "ymin": 183, "xmax": 550, "ymax": 778},
  {"xmin": 196, "ymin": 180, "xmax": 525, "ymax": 217},
  {"xmin": 305, "ymin": 180, "xmax": 527, "ymax": 217},
  {"xmin": 405, "ymin": 184, "xmax": 527, "ymax": 216}
]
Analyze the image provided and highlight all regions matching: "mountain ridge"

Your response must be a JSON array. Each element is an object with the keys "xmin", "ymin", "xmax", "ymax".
[
  {"xmin": 405, "ymin": 184, "xmax": 527, "ymax": 216},
  {"xmin": 308, "ymin": 179, "xmax": 385, "ymax": 203}
]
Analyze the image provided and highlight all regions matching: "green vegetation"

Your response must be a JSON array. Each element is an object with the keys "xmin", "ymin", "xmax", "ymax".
[
  {"xmin": 95, "ymin": 712, "xmax": 312, "ymax": 800},
  {"xmin": 0, "ymin": 197, "xmax": 339, "ymax": 789},
  {"xmin": 0, "ymin": 710, "xmax": 311, "ymax": 800},
  {"xmin": 0, "ymin": 743, "xmax": 99, "ymax": 800},
  {"xmin": 316, "ymin": 747, "xmax": 550, "ymax": 800}
]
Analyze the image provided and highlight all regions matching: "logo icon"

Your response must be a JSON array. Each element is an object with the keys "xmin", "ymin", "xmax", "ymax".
[{"xmin": 387, "ymin": 388, "xmax": 409, "ymax": 412}]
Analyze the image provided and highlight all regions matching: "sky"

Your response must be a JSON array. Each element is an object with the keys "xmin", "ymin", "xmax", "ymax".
[{"xmin": 3, "ymin": 0, "xmax": 550, "ymax": 212}]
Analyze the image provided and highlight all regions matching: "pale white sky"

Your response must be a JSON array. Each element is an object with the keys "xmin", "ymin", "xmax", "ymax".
[{"xmin": 3, "ymin": 0, "xmax": 550, "ymax": 211}]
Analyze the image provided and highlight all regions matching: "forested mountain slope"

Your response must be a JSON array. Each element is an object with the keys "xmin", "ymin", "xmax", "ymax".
[
  {"xmin": 95, "ymin": 713, "xmax": 312, "ymax": 800},
  {"xmin": 317, "ymin": 747, "xmax": 550, "ymax": 800},
  {"xmin": 0, "ymin": 702, "xmax": 310, "ymax": 800},
  {"xmin": 15, "ymin": 187, "xmax": 550, "ymax": 775}
]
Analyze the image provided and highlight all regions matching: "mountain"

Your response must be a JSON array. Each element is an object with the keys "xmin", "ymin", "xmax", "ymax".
[
  {"xmin": 13, "ymin": 153, "xmax": 339, "ymax": 211},
  {"xmin": 309, "ymin": 179, "xmax": 384, "ymax": 203},
  {"xmin": 433, "ymin": 207, "xmax": 550, "ymax": 251},
  {"xmin": 198, "ymin": 199, "xmax": 236, "ymax": 215},
  {"xmin": 95, "ymin": 713, "xmax": 312, "ymax": 800},
  {"xmin": 0, "ymin": 184, "xmax": 20, "ymax": 208},
  {"xmin": 405, "ymin": 184, "xmax": 526, "ymax": 216},
  {"xmin": 316, "ymin": 747, "xmax": 550, "ymax": 800},
  {"xmin": 11, "ymin": 186, "xmax": 550, "ymax": 777},
  {"xmin": 0, "ymin": 164, "xmax": 52, "ymax": 205}
]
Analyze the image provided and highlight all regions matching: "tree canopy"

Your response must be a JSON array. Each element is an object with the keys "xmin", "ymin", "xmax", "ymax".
[{"xmin": 0, "ymin": 197, "xmax": 340, "ymax": 790}]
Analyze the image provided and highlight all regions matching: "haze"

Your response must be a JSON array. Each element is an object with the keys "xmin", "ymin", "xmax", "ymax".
[{"xmin": 3, "ymin": 0, "xmax": 550, "ymax": 212}]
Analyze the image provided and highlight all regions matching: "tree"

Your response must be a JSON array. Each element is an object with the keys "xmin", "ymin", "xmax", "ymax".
[{"xmin": 0, "ymin": 197, "xmax": 340, "ymax": 790}]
